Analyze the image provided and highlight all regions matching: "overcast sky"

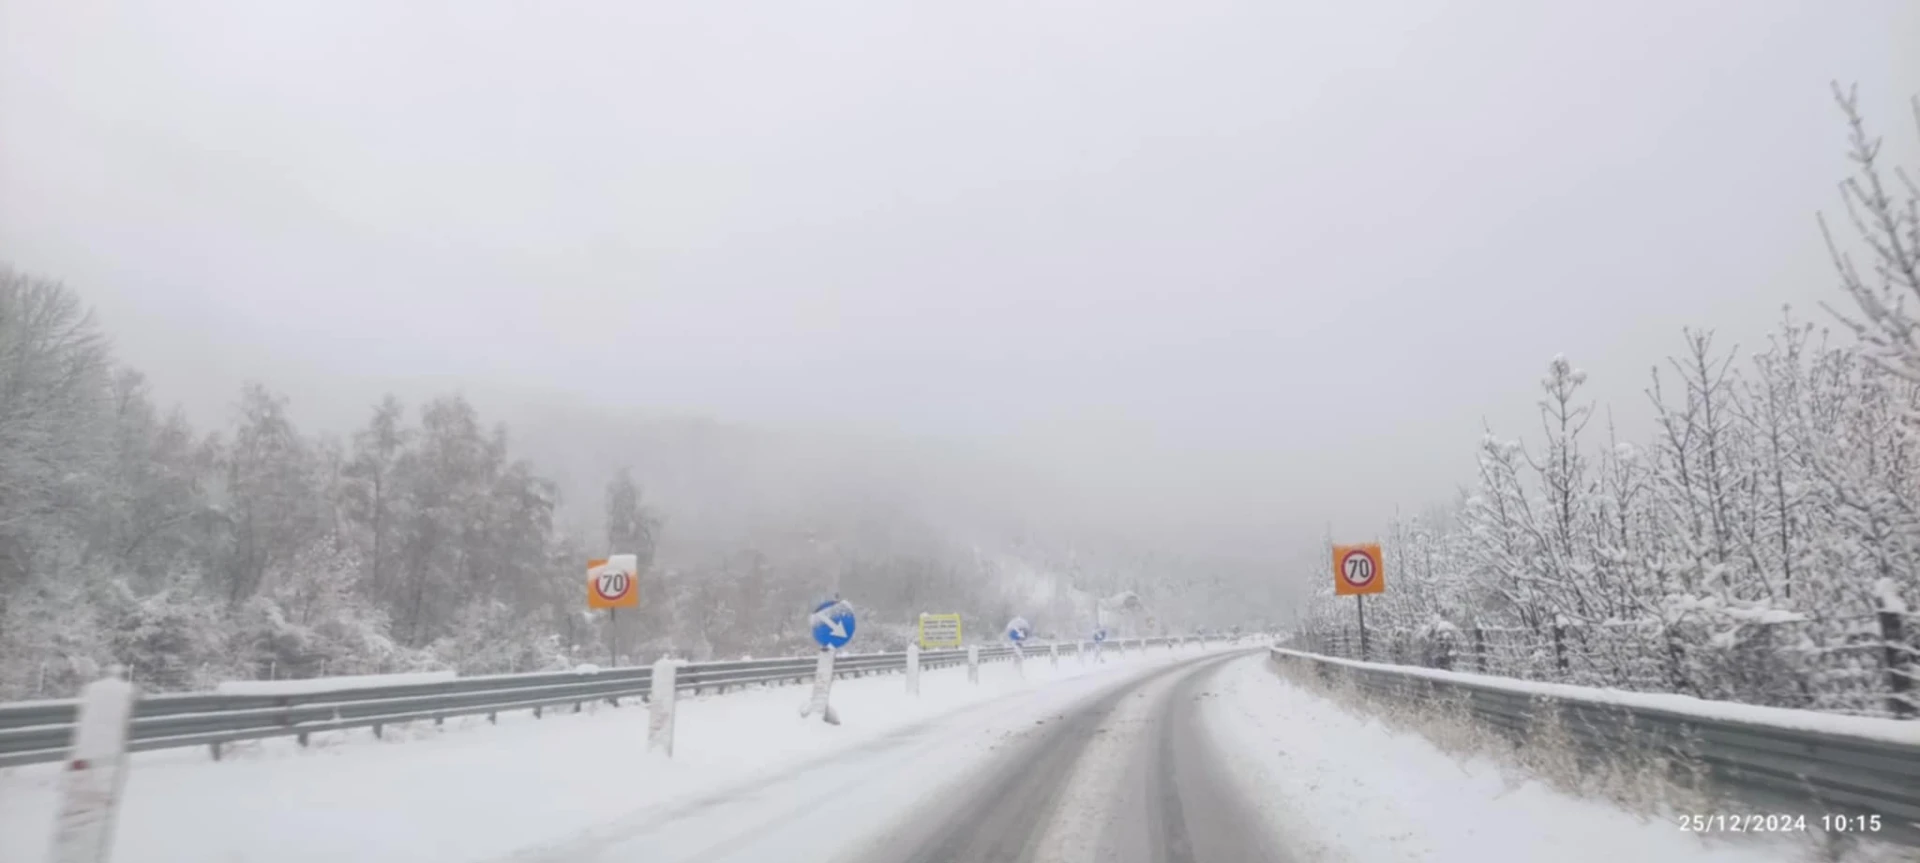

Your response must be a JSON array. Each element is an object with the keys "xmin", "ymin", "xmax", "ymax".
[{"xmin": 2, "ymin": 0, "xmax": 1916, "ymax": 562}]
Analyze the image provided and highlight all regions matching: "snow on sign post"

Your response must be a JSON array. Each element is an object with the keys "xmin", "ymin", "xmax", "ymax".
[
  {"xmin": 49, "ymin": 669, "xmax": 137, "ymax": 863},
  {"xmin": 1332, "ymin": 543, "xmax": 1385, "ymax": 661},
  {"xmin": 648, "ymin": 656, "xmax": 677, "ymax": 757},
  {"xmin": 1006, "ymin": 617, "xmax": 1031, "ymax": 678},
  {"xmin": 800, "ymin": 597, "xmax": 855, "ymax": 725}
]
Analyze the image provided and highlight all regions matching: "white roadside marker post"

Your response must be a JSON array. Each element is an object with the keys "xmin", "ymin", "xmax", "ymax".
[
  {"xmin": 966, "ymin": 645, "xmax": 980, "ymax": 684},
  {"xmin": 648, "ymin": 656, "xmax": 677, "ymax": 757},
  {"xmin": 1049, "ymin": 642, "xmax": 1059, "ymax": 669},
  {"xmin": 906, "ymin": 643, "xmax": 921, "ymax": 697},
  {"xmin": 798, "ymin": 648, "xmax": 839, "ymax": 725},
  {"xmin": 49, "ymin": 668, "xmax": 137, "ymax": 863}
]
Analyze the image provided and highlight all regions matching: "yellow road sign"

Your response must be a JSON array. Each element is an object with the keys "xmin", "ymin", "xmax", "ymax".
[
  {"xmin": 1332, "ymin": 543, "xmax": 1384, "ymax": 596},
  {"xmin": 918, "ymin": 613, "xmax": 962, "ymax": 648}
]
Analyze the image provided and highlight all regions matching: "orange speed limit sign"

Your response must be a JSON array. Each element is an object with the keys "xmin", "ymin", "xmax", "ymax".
[
  {"xmin": 587, "ymin": 554, "xmax": 639, "ymax": 609},
  {"xmin": 1332, "ymin": 543, "xmax": 1384, "ymax": 596}
]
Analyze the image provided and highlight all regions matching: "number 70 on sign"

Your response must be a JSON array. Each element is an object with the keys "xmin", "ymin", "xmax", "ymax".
[
  {"xmin": 1332, "ymin": 543, "xmax": 1384, "ymax": 596},
  {"xmin": 588, "ymin": 555, "xmax": 640, "ymax": 609}
]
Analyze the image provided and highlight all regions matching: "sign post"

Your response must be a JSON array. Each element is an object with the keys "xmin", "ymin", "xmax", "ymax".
[
  {"xmin": 800, "ymin": 597, "xmax": 855, "ymax": 725},
  {"xmin": 1005, "ymin": 617, "xmax": 1030, "ymax": 678},
  {"xmin": 588, "ymin": 555, "xmax": 640, "ymax": 666},
  {"xmin": 1332, "ymin": 543, "xmax": 1385, "ymax": 661}
]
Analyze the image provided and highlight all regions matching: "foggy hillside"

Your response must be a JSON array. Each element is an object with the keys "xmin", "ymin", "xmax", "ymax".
[{"xmin": 0, "ymin": 279, "xmax": 1280, "ymax": 700}]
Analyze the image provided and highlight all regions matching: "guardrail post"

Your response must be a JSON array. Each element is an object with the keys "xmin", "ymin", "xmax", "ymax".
[
  {"xmin": 1013, "ymin": 644, "xmax": 1025, "ymax": 679},
  {"xmin": 1049, "ymin": 642, "xmax": 1059, "ymax": 668},
  {"xmin": 967, "ymin": 645, "xmax": 980, "ymax": 683},
  {"xmin": 1881, "ymin": 609, "xmax": 1915, "ymax": 718},
  {"xmin": 49, "ymin": 669, "xmax": 137, "ymax": 863},
  {"xmin": 649, "ymin": 656, "xmax": 677, "ymax": 756},
  {"xmin": 906, "ymin": 644, "xmax": 921, "ymax": 697}
]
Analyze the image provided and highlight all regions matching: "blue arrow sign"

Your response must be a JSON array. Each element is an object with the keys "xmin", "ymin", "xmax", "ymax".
[
  {"xmin": 1006, "ymin": 616, "xmax": 1031, "ymax": 643},
  {"xmin": 1092, "ymin": 627, "xmax": 1108, "ymax": 643},
  {"xmin": 810, "ymin": 598, "xmax": 857, "ymax": 649}
]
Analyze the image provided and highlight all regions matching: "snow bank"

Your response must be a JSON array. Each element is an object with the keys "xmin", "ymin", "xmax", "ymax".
[
  {"xmin": 1273, "ymin": 648, "xmax": 1920, "ymax": 746},
  {"xmin": 0, "ymin": 642, "xmax": 1235, "ymax": 863},
  {"xmin": 1202, "ymin": 656, "xmax": 1810, "ymax": 863},
  {"xmin": 212, "ymin": 671, "xmax": 457, "ymax": 695}
]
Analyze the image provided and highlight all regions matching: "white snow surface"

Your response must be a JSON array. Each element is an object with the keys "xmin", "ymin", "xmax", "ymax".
[
  {"xmin": 1875, "ymin": 577, "xmax": 1910, "ymax": 614},
  {"xmin": 1273, "ymin": 648, "xmax": 1920, "ymax": 745},
  {"xmin": 1200, "ymin": 656, "xmax": 1811, "ymax": 863},
  {"xmin": 0, "ymin": 642, "xmax": 1213, "ymax": 863},
  {"xmin": 213, "ymin": 670, "xmax": 458, "ymax": 695},
  {"xmin": 8, "ymin": 645, "xmax": 1877, "ymax": 863}
]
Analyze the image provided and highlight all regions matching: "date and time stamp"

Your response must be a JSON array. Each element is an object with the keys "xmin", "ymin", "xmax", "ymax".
[{"xmin": 1676, "ymin": 813, "xmax": 1884, "ymax": 834}]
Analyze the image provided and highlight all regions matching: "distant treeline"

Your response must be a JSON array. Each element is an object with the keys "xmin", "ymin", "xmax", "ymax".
[{"xmin": 0, "ymin": 269, "xmax": 1047, "ymax": 698}]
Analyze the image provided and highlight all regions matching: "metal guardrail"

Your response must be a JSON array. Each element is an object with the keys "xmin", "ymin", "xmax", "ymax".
[
  {"xmin": 0, "ymin": 636, "xmax": 1197, "ymax": 768},
  {"xmin": 1269, "ymin": 647, "xmax": 1920, "ymax": 847}
]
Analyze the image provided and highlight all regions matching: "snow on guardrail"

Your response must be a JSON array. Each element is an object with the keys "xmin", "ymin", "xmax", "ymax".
[{"xmin": 1271, "ymin": 647, "xmax": 1920, "ymax": 746}]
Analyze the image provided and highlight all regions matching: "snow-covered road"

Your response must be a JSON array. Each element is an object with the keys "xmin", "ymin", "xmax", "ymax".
[{"xmin": 3, "ymin": 648, "xmax": 1828, "ymax": 863}]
